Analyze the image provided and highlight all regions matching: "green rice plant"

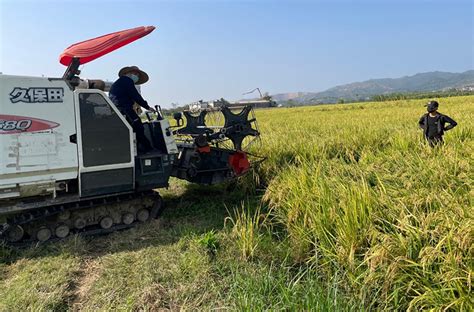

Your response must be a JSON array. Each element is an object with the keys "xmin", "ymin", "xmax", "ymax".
[{"xmin": 225, "ymin": 203, "xmax": 269, "ymax": 261}]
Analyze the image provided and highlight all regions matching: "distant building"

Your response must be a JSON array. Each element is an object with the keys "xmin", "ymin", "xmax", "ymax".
[
  {"xmin": 459, "ymin": 85, "xmax": 474, "ymax": 91},
  {"xmin": 188, "ymin": 98, "xmax": 279, "ymax": 111},
  {"xmin": 213, "ymin": 98, "xmax": 279, "ymax": 109}
]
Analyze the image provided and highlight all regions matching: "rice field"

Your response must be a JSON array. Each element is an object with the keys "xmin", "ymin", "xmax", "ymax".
[
  {"xmin": 250, "ymin": 96, "xmax": 473, "ymax": 310},
  {"xmin": 0, "ymin": 96, "xmax": 472, "ymax": 311}
]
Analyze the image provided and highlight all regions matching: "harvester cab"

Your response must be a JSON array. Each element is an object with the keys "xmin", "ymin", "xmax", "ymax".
[{"xmin": 0, "ymin": 26, "xmax": 261, "ymax": 244}]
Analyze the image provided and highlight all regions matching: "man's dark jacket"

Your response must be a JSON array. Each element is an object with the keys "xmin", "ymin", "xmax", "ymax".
[
  {"xmin": 109, "ymin": 76, "xmax": 151, "ymax": 113},
  {"xmin": 418, "ymin": 113, "xmax": 457, "ymax": 138}
]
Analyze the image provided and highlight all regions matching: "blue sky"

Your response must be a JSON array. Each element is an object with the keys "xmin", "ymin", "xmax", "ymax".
[{"xmin": 1, "ymin": 0, "xmax": 472, "ymax": 107}]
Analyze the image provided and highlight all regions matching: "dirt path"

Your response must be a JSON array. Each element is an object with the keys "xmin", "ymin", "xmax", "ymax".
[{"xmin": 69, "ymin": 256, "xmax": 102, "ymax": 311}]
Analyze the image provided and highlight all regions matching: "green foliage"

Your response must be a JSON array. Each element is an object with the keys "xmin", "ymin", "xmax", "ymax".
[
  {"xmin": 223, "ymin": 262, "xmax": 357, "ymax": 311},
  {"xmin": 370, "ymin": 89, "xmax": 474, "ymax": 102},
  {"xmin": 0, "ymin": 254, "xmax": 80, "ymax": 311},
  {"xmin": 281, "ymin": 89, "xmax": 474, "ymax": 106},
  {"xmin": 198, "ymin": 230, "xmax": 220, "ymax": 255}
]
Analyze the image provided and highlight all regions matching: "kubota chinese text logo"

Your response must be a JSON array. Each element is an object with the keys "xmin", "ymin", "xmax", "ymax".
[
  {"xmin": 0, "ymin": 115, "xmax": 59, "ymax": 134},
  {"xmin": 9, "ymin": 87, "xmax": 64, "ymax": 103}
]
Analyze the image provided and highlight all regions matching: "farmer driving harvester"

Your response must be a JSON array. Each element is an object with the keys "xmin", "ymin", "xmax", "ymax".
[{"xmin": 109, "ymin": 65, "xmax": 156, "ymax": 153}]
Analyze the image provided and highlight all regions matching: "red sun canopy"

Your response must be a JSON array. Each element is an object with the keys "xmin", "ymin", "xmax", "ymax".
[{"xmin": 59, "ymin": 26, "xmax": 155, "ymax": 66}]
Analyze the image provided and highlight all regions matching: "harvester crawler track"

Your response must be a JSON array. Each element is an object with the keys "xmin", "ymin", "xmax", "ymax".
[{"xmin": 0, "ymin": 191, "xmax": 163, "ymax": 245}]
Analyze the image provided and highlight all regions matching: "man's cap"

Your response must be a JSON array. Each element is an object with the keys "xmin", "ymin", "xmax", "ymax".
[{"xmin": 118, "ymin": 66, "xmax": 149, "ymax": 85}]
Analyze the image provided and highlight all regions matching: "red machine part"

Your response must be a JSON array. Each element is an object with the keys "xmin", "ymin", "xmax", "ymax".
[
  {"xmin": 197, "ymin": 146, "xmax": 211, "ymax": 153},
  {"xmin": 59, "ymin": 26, "xmax": 156, "ymax": 66},
  {"xmin": 228, "ymin": 151, "xmax": 250, "ymax": 175}
]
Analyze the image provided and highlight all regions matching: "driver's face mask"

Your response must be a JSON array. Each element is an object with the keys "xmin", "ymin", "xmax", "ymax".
[{"xmin": 127, "ymin": 73, "xmax": 139, "ymax": 84}]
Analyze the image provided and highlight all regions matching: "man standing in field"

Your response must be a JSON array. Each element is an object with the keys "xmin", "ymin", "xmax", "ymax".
[{"xmin": 418, "ymin": 100, "xmax": 457, "ymax": 147}]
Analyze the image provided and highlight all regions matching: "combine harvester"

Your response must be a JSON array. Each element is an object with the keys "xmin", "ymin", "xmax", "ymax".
[{"xmin": 0, "ymin": 26, "xmax": 261, "ymax": 244}]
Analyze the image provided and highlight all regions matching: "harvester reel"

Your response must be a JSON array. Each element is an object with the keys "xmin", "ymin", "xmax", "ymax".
[
  {"xmin": 175, "ymin": 105, "xmax": 260, "ymax": 151},
  {"xmin": 176, "ymin": 110, "xmax": 210, "ymax": 136},
  {"xmin": 221, "ymin": 105, "xmax": 259, "ymax": 151}
]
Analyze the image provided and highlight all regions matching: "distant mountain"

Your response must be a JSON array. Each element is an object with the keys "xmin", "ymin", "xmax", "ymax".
[{"xmin": 272, "ymin": 70, "xmax": 474, "ymax": 104}]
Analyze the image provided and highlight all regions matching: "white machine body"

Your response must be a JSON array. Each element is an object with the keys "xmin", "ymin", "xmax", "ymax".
[
  {"xmin": 0, "ymin": 75, "xmax": 80, "ymax": 198},
  {"xmin": 0, "ymin": 74, "xmax": 181, "ymax": 200}
]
